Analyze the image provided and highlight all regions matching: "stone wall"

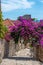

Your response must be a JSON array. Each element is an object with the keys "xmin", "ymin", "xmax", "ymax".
[
  {"xmin": 33, "ymin": 45, "xmax": 43, "ymax": 62},
  {"xmin": 0, "ymin": 39, "xmax": 30, "ymax": 58},
  {"xmin": 40, "ymin": 47, "xmax": 43, "ymax": 62},
  {"xmin": 38, "ymin": 46, "xmax": 43, "ymax": 62},
  {"xmin": 8, "ymin": 39, "xmax": 25, "ymax": 57},
  {"xmin": 0, "ymin": 39, "xmax": 43, "ymax": 62},
  {"xmin": 8, "ymin": 40, "xmax": 16, "ymax": 57},
  {"xmin": 0, "ymin": 39, "xmax": 5, "ymax": 58}
]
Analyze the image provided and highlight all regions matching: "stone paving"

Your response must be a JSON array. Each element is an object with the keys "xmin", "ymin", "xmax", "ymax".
[{"xmin": 1, "ymin": 48, "xmax": 43, "ymax": 65}]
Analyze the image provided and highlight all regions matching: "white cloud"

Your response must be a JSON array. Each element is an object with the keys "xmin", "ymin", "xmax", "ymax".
[{"xmin": 1, "ymin": 0, "xmax": 35, "ymax": 12}]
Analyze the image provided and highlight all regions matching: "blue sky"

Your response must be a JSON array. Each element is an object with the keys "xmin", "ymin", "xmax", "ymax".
[{"xmin": 1, "ymin": 0, "xmax": 43, "ymax": 20}]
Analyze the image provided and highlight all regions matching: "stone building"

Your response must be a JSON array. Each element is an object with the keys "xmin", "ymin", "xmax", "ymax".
[{"xmin": 23, "ymin": 14, "xmax": 31, "ymax": 20}]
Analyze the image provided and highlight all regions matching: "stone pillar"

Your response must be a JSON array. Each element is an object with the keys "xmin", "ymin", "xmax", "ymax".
[
  {"xmin": 18, "ymin": 39, "xmax": 22, "ymax": 50},
  {"xmin": 33, "ymin": 47, "xmax": 37, "ymax": 58},
  {"xmin": 38, "ymin": 46, "xmax": 43, "ymax": 62},
  {"xmin": 8, "ymin": 40, "xmax": 16, "ymax": 57},
  {"xmin": 0, "ymin": 39, "xmax": 5, "ymax": 63},
  {"xmin": 0, "ymin": 39, "xmax": 5, "ymax": 58},
  {"xmin": 15, "ymin": 43, "xmax": 19, "ymax": 51}
]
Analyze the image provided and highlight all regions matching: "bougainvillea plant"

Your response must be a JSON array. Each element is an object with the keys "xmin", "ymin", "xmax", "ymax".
[{"xmin": 4, "ymin": 16, "xmax": 43, "ymax": 46}]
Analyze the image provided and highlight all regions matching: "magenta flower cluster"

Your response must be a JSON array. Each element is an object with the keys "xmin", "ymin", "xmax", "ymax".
[{"xmin": 5, "ymin": 17, "xmax": 43, "ymax": 46}]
